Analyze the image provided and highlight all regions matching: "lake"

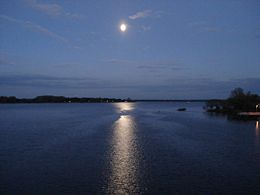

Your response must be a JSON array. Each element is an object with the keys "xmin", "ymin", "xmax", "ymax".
[{"xmin": 0, "ymin": 102, "xmax": 259, "ymax": 194}]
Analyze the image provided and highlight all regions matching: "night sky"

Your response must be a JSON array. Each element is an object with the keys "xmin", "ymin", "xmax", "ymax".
[{"xmin": 1, "ymin": 0, "xmax": 260, "ymax": 99}]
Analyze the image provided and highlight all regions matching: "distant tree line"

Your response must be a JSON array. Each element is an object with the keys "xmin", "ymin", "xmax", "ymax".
[
  {"xmin": 206, "ymin": 88, "xmax": 260, "ymax": 114},
  {"xmin": 0, "ymin": 95, "xmax": 134, "ymax": 103}
]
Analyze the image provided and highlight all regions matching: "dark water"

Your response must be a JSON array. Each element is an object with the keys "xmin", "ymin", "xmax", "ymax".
[{"xmin": 0, "ymin": 102, "xmax": 259, "ymax": 194}]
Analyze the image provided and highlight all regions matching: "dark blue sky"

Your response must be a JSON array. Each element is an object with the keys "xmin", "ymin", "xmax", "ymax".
[{"xmin": 1, "ymin": 0, "xmax": 260, "ymax": 99}]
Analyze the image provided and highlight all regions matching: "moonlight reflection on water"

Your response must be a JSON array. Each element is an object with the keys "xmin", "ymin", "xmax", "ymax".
[
  {"xmin": 107, "ymin": 103, "xmax": 141, "ymax": 194},
  {"xmin": 256, "ymin": 121, "xmax": 259, "ymax": 145}
]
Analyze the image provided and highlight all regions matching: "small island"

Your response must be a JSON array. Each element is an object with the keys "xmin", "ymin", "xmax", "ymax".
[{"xmin": 205, "ymin": 88, "xmax": 260, "ymax": 117}]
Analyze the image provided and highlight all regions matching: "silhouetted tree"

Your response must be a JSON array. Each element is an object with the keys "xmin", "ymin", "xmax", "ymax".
[
  {"xmin": 229, "ymin": 87, "xmax": 245, "ymax": 98},
  {"xmin": 227, "ymin": 88, "xmax": 259, "ymax": 112},
  {"xmin": 0, "ymin": 96, "xmax": 17, "ymax": 103},
  {"xmin": 206, "ymin": 88, "xmax": 260, "ymax": 113}
]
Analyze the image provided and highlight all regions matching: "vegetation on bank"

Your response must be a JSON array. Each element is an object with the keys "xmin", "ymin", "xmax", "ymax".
[
  {"xmin": 0, "ymin": 95, "xmax": 133, "ymax": 103},
  {"xmin": 206, "ymin": 88, "xmax": 260, "ymax": 114}
]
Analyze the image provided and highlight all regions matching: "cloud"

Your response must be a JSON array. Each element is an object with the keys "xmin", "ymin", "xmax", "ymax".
[
  {"xmin": 188, "ymin": 21, "xmax": 207, "ymax": 27},
  {"xmin": 0, "ymin": 74, "xmax": 100, "ymax": 89},
  {"xmin": 1, "ymin": 74, "xmax": 259, "ymax": 99},
  {"xmin": 105, "ymin": 58, "xmax": 182, "ymax": 72},
  {"xmin": 64, "ymin": 12, "xmax": 85, "ymax": 20},
  {"xmin": 0, "ymin": 74, "xmax": 146, "ymax": 92},
  {"xmin": 129, "ymin": 10, "xmax": 152, "ymax": 20},
  {"xmin": 164, "ymin": 77, "xmax": 260, "ymax": 96},
  {"xmin": 26, "ymin": 21, "xmax": 68, "ymax": 43},
  {"xmin": 105, "ymin": 59, "xmax": 134, "ymax": 65},
  {"xmin": 141, "ymin": 25, "xmax": 151, "ymax": 31},
  {"xmin": 25, "ymin": 0, "xmax": 85, "ymax": 19},
  {"xmin": 188, "ymin": 21, "xmax": 221, "ymax": 33},
  {"xmin": 138, "ymin": 60, "xmax": 182, "ymax": 71},
  {"xmin": 230, "ymin": 78, "xmax": 260, "ymax": 91},
  {"xmin": 137, "ymin": 64, "xmax": 180, "ymax": 70},
  {"xmin": 137, "ymin": 65, "xmax": 181, "ymax": 72},
  {"xmin": 107, "ymin": 58, "xmax": 179, "ymax": 66},
  {"xmin": 0, "ymin": 15, "xmax": 19, "ymax": 23},
  {"xmin": 0, "ymin": 15, "xmax": 68, "ymax": 43},
  {"xmin": 25, "ymin": 0, "xmax": 62, "ymax": 16},
  {"xmin": 105, "ymin": 58, "xmax": 182, "ymax": 75}
]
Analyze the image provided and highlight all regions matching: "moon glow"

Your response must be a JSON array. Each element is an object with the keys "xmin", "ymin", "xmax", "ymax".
[{"xmin": 120, "ymin": 23, "xmax": 127, "ymax": 32}]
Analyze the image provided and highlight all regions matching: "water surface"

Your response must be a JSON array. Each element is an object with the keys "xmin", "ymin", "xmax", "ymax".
[{"xmin": 0, "ymin": 102, "xmax": 259, "ymax": 194}]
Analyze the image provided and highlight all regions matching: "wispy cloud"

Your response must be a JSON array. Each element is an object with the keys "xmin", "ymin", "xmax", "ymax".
[
  {"xmin": 25, "ymin": 0, "xmax": 62, "ymax": 16},
  {"xmin": 0, "ymin": 74, "xmax": 100, "ymax": 89},
  {"xmin": 26, "ymin": 21, "xmax": 68, "ymax": 43},
  {"xmin": 188, "ymin": 21, "xmax": 222, "ymax": 33},
  {"xmin": 25, "ymin": 0, "xmax": 85, "ymax": 19},
  {"xmin": 141, "ymin": 25, "xmax": 151, "ymax": 32},
  {"xmin": 137, "ymin": 61, "xmax": 182, "ymax": 73},
  {"xmin": 188, "ymin": 21, "xmax": 207, "ymax": 27},
  {"xmin": 0, "ymin": 15, "xmax": 68, "ymax": 43},
  {"xmin": 137, "ymin": 65, "xmax": 181, "ymax": 72},
  {"xmin": 106, "ymin": 59, "xmax": 134, "ymax": 65},
  {"xmin": 106, "ymin": 58, "xmax": 182, "ymax": 72},
  {"xmin": 129, "ymin": 10, "xmax": 165, "ymax": 20},
  {"xmin": 129, "ymin": 10, "xmax": 152, "ymax": 20}
]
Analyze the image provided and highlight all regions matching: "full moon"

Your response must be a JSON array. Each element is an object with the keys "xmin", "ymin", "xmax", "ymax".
[{"xmin": 120, "ymin": 23, "xmax": 127, "ymax": 32}]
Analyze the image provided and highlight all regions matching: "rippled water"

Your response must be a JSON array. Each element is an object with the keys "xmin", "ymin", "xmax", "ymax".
[{"xmin": 0, "ymin": 102, "xmax": 259, "ymax": 194}]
